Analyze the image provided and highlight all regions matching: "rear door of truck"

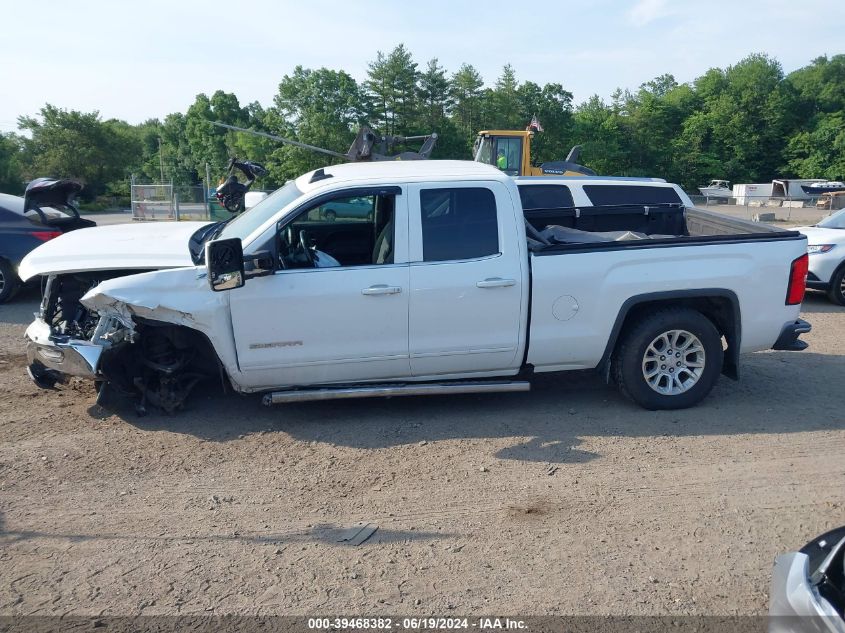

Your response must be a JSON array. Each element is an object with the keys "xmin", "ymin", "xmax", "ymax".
[{"xmin": 406, "ymin": 181, "xmax": 528, "ymax": 377}]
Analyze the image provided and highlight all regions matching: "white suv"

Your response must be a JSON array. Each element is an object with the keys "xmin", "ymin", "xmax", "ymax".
[{"xmin": 799, "ymin": 208, "xmax": 845, "ymax": 305}]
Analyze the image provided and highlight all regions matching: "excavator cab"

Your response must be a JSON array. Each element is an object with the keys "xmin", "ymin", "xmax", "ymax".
[
  {"xmin": 474, "ymin": 131, "xmax": 529, "ymax": 177},
  {"xmin": 473, "ymin": 130, "xmax": 596, "ymax": 177}
]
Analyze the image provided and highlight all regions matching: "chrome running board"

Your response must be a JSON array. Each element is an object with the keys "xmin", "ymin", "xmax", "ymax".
[{"xmin": 262, "ymin": 380, "xmax": 530, "ymax": 405}]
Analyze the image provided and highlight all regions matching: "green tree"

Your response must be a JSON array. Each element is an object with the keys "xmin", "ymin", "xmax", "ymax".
[
  {"xmin": 687, "ymin": 54, "xmax": 796, "ymax": 183},
  {"xmin": 413, "ymin": 58, "xmax": 466, "ymax": 159},
  {"xmin": 450, "ymin": 64, "xmax": 484, "ymax": 136},
  {"xmin": 270, "ymin": 66, "xmax": 366, "ymax": 180},
  {"xmin": 623, "ymin": 75, "xmax": 698, "ymax": 180},
  {"xmin": 184, "ymin": 91, "xmax": 249, "ymax": 179},
  {"xmin": 572, "ymin": 96, "xmax": 629, "ymax": 176},
  {"xmin": 785, "ymin": 113, "xmax": 845, "ymax": 179},
  {"xmin": 0, "ymin": 133, "xmax": 24, "ymax": 194},
  {"xmin": 488, "ymin": 64, "xmax": 522, "ymax": 129},
  {"xmin": 783, "ymin": 55, "xmax": 845, "ymax": 180},
  {"xmin": 365, "ymin": 44, "xmax": 419, "ymax": 137},
  {"xmin": 416, "ymin": 58, "xmax": 452, "ymax": 131},
  {"xmin": 17, "ymin": 105, "xmax": 140, "ymax": 199},
  {"xmin": 516, "ymin": 81, "xmax": 575, "ymax": 165},
  {"xmin": 786, "ymin": 54, "xmax": 845, "ymax": 116}
]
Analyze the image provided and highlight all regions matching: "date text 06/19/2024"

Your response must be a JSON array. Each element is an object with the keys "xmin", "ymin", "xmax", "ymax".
[{"xmin": 307, "ymin": 617, "xmax": 528, "ymax": 630}]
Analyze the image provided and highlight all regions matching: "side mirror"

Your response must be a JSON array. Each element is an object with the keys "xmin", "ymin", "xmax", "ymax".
[{"xmin": 206, "ymin": 238, "xmax": 245, "ymax": 292}]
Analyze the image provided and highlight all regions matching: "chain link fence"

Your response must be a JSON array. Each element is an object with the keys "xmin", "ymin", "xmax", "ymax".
[
  {"xmin": 688, "ymin": 193, "xmax": 842, "ymax": 225},
  {"xmin": 130, "ymin": 180, "xmax": 273, "ymax": 222},
  {"xmin": 130, "ymin": 183, "xmax": 176, "ymax": 220}
]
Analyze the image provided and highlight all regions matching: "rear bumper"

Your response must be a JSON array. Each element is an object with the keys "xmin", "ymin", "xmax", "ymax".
[
  {"xmin": 25, "ymin": 319, "xmax": 103, "ymax": 381},
  {"xmin": 806, "ymin": 271, "xmax": 829, "ymax": 290},
  {"xmin": 772, "ymin": 318, "xmax": 812, "ymax": 351},
  {"xmin": 807, "ymin": 280, "xmax": 830, "ymax": 291}
]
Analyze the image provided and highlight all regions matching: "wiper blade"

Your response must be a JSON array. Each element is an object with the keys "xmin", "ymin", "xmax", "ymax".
[
  {"xmin": 189, "ymin": 220, "xmax": 228, "ymax": 265},
  {"xmin": 212, "ymin": 216, "xmax": 235, "ymax": 238}
]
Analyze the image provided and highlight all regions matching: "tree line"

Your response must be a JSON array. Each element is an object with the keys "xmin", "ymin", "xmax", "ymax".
[{"xmin": 1, "ymin": 45, "xmax": 843, "ymax": 203}]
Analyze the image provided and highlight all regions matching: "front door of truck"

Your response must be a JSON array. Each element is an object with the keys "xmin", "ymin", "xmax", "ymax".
[
  {"xmin": 228, "ymin": 189, "xmax": 411, "ymax": 389},
  {"xmin": 407, "ymin": 182, "xmax": 526, "ymax": 377}
]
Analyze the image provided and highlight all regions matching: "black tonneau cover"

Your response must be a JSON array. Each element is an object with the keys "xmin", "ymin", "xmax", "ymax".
[{"xmin": 524, "ymin": 203, "xmax": 687, "ymax": 237}]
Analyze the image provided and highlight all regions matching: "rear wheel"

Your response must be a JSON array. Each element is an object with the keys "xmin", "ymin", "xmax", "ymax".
[
  {"xmin": 827, "ymin": 265, "xmax": 845, "ymax": 306},
  {"xmin": 0, "ymin": 258, "xmax": 20, "ymax": 304},
  {"xmin": 612, "ymin": 308, "xmax": 723, "ymax": 410}
]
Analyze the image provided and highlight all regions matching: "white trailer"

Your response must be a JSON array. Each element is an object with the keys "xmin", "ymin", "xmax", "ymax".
[{"xmin": 733, "ymin": 183, "xmax": 772, "ymax": 205}]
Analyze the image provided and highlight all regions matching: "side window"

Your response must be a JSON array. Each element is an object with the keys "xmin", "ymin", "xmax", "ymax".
[
  {"xmin": 518, "ymin": 184, "xmax": 574, "ymax": 210},
  {"xmin": 301, "ymin": 196, "xmax": 375, "ymax": 223},
  {"xmin": 420, "ymin": 188, "xmax": 499, "ymax": 262},
  {"xmin": 281, "ymin": 193, "xmax": 395, "ymax": 269}
]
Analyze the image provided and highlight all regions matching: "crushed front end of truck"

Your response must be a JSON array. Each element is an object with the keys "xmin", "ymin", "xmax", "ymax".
[{"xmin": 25, "ymin": 271, "xmax": 221, "ymax": 414}]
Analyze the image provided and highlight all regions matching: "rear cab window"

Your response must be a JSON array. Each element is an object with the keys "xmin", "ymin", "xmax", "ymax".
[
  {"xmin": 582, "ymin": 185, "xmax": 682, "ymax": 206},
  {"xmin": 518, "ymin": 184, "xmax": 574, "ymax": 210},
  {"xmin": 420, "ymin": 187, "xmax": 499, "ymax": 262}
]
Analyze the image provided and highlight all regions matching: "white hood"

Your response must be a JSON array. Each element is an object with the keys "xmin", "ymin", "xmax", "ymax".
[
  {"xmin": 18, "ymin": 221, "xmax": 212, "ymax": 281},
  {"xmin": 797, "ymin": 225, "xmax": 845, "ymax": 244}
]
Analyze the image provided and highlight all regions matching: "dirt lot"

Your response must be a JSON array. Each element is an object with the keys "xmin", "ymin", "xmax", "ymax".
[{"xmin": 0, "ymin": 287, "xmax": 843, "ymax": 617}]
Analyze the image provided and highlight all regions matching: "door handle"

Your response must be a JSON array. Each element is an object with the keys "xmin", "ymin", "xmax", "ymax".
[
  {"xmin": 476, "ymin": 278, "xmax": 516, "ymax": 289},
  {"xmin": 362, "ymin": 284, "xmax": 402, "ymax": 296}
]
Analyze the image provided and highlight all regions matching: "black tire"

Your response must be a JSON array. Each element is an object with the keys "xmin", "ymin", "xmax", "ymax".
[
  {"xmin": 27, "ymin": 362, "xmax": 59, "ymax": 389},
  {"xmin": 826, "ymin": 265, "xmax": 845, "ymax": 306},
  {"xmin": 0, "ymin": 258, "xmax": 20, "ymax": 304},
  {"xmin": 611, "ymin": 308, "xmax": 723, "ymax": 410}
]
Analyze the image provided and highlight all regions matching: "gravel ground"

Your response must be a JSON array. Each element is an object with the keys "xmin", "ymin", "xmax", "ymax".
[{"xmin": 0, "ymin": 287, "xmax": 843, "ymax": 617}]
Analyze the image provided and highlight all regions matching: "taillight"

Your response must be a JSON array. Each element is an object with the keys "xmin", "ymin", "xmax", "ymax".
[
  {"xmin": 785, "ymin": 253, "xmax": 808, "ymax": 305},
  {"xmin": 31, "ymin": 231, "xmax": 62, "ymax": 242}
]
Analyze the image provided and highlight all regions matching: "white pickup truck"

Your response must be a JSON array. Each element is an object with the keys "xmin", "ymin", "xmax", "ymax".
[{"xmin": 20, "ymin": 160, "xmax": 811, "ymax": 413}]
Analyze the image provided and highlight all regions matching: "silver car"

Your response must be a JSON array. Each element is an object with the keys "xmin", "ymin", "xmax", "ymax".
[{"xmin": 798, "ymin": 209, "xmax": 845, "ymax": 305}]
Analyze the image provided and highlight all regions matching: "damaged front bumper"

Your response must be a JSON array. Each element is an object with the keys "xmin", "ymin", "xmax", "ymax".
[{"xmin": 25, "ymin": 318, "xmax": 105, "ymax": 381}]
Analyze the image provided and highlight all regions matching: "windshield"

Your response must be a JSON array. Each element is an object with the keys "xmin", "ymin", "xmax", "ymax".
[
  {"xmin": 474, "ymin": 137, "xmax": 493, "ymax": 165},
  {"xmin": 818, "ymin": 208, "xmax": 845, "ymax": 229},
  {"xmin": 219, "ymin": 180, "xmax": 304, "ymax": 242}
]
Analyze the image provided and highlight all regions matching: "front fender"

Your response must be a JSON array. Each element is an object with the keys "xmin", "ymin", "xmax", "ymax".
[{"xmin": 81, "ymin": 267, "xmax": 241, "ymax": 382}]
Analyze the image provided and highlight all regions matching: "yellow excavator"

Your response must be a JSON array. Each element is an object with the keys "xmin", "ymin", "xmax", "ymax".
[{"xmin": 473, "ymin": 129, "xmax": 596, "ymax": 177}]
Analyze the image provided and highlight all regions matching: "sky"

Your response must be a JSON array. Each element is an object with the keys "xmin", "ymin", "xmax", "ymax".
[{"xmin": 1, "ymin": 0, "xmax": 844, "ymax": 132}]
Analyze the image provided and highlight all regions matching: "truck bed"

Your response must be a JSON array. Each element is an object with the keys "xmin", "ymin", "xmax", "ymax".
[
  {"xmin": 524, "ymin": 203, "xmax": 794, "ymax": 252},
  {"xmin": 523, "ymin": 203, "xmax": 807, "ymax": 375}
]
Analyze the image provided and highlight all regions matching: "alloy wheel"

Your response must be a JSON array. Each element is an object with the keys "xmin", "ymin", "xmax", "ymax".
[{"xmin": 642, "ymin": 329, "xmax": 706, "ymax": 395}]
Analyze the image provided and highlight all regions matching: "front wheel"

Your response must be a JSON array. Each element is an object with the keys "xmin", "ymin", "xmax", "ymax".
[
  {"xmin": 0, "ymin": 258, "xmax": 20, "ymax": 304},
  {"xmin": 827, "ymin": 265, "xmax": 845, "ymax": 306},
  {"xmin": 612, "ymin": 308, "xmax": 723, "ymax": 410}
]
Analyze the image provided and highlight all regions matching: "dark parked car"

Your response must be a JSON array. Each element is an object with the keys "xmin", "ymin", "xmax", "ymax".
[
  {"xmin": 0, "ymin": 179, "xmax": 94, "ymax": 303},
  {"xmin": 318, "ymin": 196, "xmax": 374, "ymax": 221}
]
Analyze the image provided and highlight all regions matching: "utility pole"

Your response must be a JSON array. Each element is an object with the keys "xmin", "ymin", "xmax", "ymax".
[
  {"xmin": 158, "ymin": 137, "xmax": 165, "ymax": 183},
  {"xmin": 205, "ymin": 162, "xmax": 212, "ymax": 220}
]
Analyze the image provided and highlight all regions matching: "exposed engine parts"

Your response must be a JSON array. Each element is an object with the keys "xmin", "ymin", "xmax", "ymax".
[{"xmin": 130, "ymin": 325, "xmax": 206, "ymax": 414}]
